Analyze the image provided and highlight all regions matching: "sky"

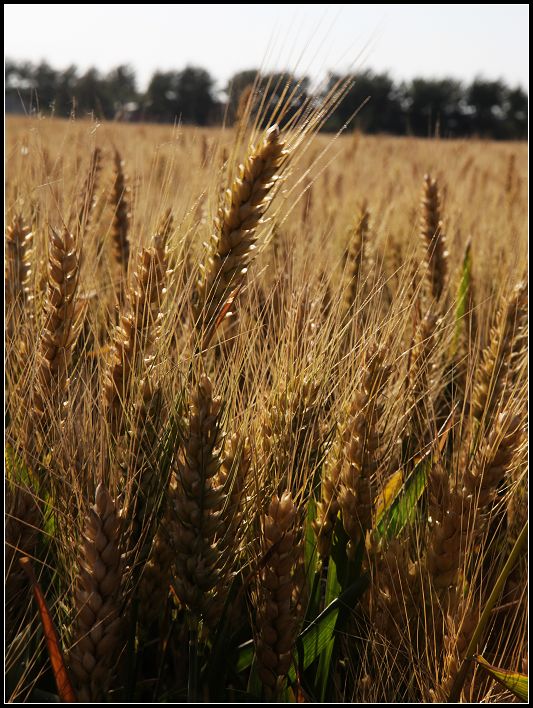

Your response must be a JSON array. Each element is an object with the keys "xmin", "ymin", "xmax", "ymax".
[{"xmin": 4, "ymin": 4, "xmax": 529, "ymax": 94}]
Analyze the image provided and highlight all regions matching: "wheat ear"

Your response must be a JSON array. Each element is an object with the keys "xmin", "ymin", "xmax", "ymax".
[
  {"xmin": 170, "ymin": 374, "xmax": 226, "ymax": 617},
  {"xmin": 338, "ymin": 347, "xmax": 391, "ymax": 558},
  {"xmin": 255, "ymin": 491, "xmax": 303, "ymax": 698},
  {"xmin": 6, "ymin": 212, "xmax": 33, "ymax": 313},
  {"xmin": 111, "ymin": 149, "xmax": 131, "ymax": 275},
  {"xmin": 344, "ymin": 202, "xmax": 371, "ymax": 314},
  {"xmin": 103, "ymin": 234, "xmax": 168, "ymax": 437},
  {"xmin": 420, "ymin": 174, "xmax": 448, "ymax": 301},
  {"xmin": 472, "ymin": 281, "xmax": 527, "ymax": 426},
  {"xmin": 196, "ymin": 124, "xmax": 288, "ymax": 339},
  {"xmin": 28, "ymin": 228, "xmax": 84, "ymax": 456},
  {"xmin": 68, "ymin": 484, "xmax": 123, "ymax": 703}
]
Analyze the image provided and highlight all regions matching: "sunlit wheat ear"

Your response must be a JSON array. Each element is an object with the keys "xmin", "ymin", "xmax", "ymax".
[
  {"xmin": 195, "ymin": 124, "xmax": 289, "ymax": 341},
  {"xmin": 426, "ymin": 464, "xmax": 468, "ymax": 591},
  {"xmin": 28, "ymin": 228, "xmax": 84, "ymax": 457},
  {"xmin": 77, "ymin": 146, "xmax": 102, "ymax": 236},
  {"xmin": 420, "ymin": 174, "xmax": 448, "ymax": 302},
  {"xmin": 338, "ymin": 347, "xmax": 391, "ymax": 559},
  {"xmin": 68, "ymin": 484, "xmax": 124, "ymax": 703},
  {"xmin": 261, "ymin": 375, "xmax": 322, "ymax": 493},
  {"xmin": 6, "ymin": 212, "xmax": 33, "ymax": 313},
  {"xmin": 204, "ymin": 432, "xmax": 252, "ymax": 628},
  {"xmin": 472, "ymin": 281, "xmax": 527, "ymax": 426},
  {"xmin": 313, "ymin": 436, "xmax": 342, "ymax": 559},
  {"xmin": 111, "ymin": 149, "xmax": 131, "ymax": 276},
  {"xmin": 343, "ymin": 202, "xmax": 371, "ymax": 315},
  {"xmin": 432, "ymin": 598, "xmax": 480, "ymax": 702},
  {"xmin": 464, "ymin": 410, "xmax": 524, "ymax": 510},
  {"xmin": 407, "ymin": 312, "xmax": 441, "ymax": 445},
  {"xmin": 103, "ymin": 235, "xmax": 168, "ymax": 438},
  {"xmin": 255, "ymin": 491, "xmax": 303, "ymax": 699}
]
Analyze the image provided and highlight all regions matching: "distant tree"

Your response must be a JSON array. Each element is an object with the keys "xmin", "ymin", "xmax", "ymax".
[
  {"xmin": 33, "ymin": 61, "xmax": 59, "ymax": 113},
  {"xmin": 55, "ymin": 65, "xmax": 78, "ymax": 116},
  {"xmin": 75, "ymin": 68, "xmax": 114, "ymax": 119},
  {"xmin": 504, "ymin": 85, "xmax": 528, "ymax": 140},
  {"xmin": 5, "ymin": 60, "xmax": 36, "ymax": 112},
  {"xmin": 144, "ymin": 71, "xmax": 179, "ymax": 122},
  {"xmin": 174, "ymin": 66, "xmax": 215, "ymax": 125},
  {"xmin": 324, "ymin": 70, "xmax": 404, "ymax": 134},
  {"xmin": 225, "ymin": 69, "xmax": 260, "ymax": 122},
  {"xmin": 405, "ymin": 78, "xmax": 465, "ymax": 137},
  {"xmin": 226, "ymin": 71, "xmax": 309, "ymax": 128},
  {"xmin": 106, "ymin": 65, "xmax": 138, "ymax": 116},
  {"xmin": 4, "ymin": 57, "xmax": 528, "ymax": 139},
  {"xmin": 467, "ymin": 78, "xmax": 507, "ymax": 138}
]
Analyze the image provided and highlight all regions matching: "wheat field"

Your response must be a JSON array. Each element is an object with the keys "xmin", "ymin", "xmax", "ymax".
[{"xmin": 5, "ymin": 106, "xmax": 528, "ymax": 703}]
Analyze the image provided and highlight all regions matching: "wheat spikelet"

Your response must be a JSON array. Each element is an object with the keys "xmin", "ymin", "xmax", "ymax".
[
  {"xmin": 464, "ymin": 411, "xmax": 524, "ymax": 510},
  {"xmin": 261, "ymin": 375, "xmax": 323, "ymax": 493},
  {"xmin": 434, "ymin": 599, "xmax": 480, "ymax": 702},
  {"xmin": 344, "ymin": 202, "xmax": 370, "ymax": 314},
  {"xmin": 111, "ymin": 150, "xmax": 131, "ymax": 274},
  {"xmin": 196, "ymin": 124, "xmax": 288, "ymax": 339},
  {"xmin": 69, "ymin": 484, "xmax": 123, "ymax": 703},
  {"xmin": 420, "ymin": 174, "xmax": 448, "ymax": 301},
  {"xmin": 77, "ymin": 147, "xmax": 102, "ymax": 235},
  {"xmin": 338, "ymin": 347, "xmax": 391, "ymax": 558},
  {"xmin": 170, "ymin": 374, "xmax": 226, "ymax": 617},
  {"xmin": 472, "ymin": 281, "xmax": 527, "ymax": 425},
  {"xmin": 426, "ymin": 468, "xmax": 469, "ymax": 591},
  {"xmin": 255, "ymin": 491, "xmax": 303, "ymax": 698},
  {"xmin": 29, "ymin": 228, "xmax": 84, "ymax": 452},
  {"xmin": 370, "ymin": 539, "xmax": 423, "ymax": 649},
  {"xmin": 407, "ymin": 312, "xmax": 441, "ymax": 446},
  {"xmin": 103, "ymin": 235, "xmax": 168, "ymax": 437},
  {"xmin": 204, "ymin": 432, "xmax": 252, "ymax": 627},
  {"xmin": 6, "ymin": 212, "xmax": 33, "ymax": 313},
  {"xmin": 313, "ymin": 437, "xmax": 342, "ymax": 559}
]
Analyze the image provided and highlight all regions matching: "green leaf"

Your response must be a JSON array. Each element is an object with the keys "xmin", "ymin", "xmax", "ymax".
[
  {"xmin": 315, "ymin": 522, "xmax": 343, "ymax": 699},
  {"xmin": 304, "ymin": 496, "xmax": 318, "ymax": 581},
  {"xmin": 236, "ymin": 639, "xmax": 254, "ymax": 673},
  {"xmin": 5, "ymin": 444, "xmax": 32, "ymax": 486},
  {"xmin": 452, "ymin": 238, "xmax": 472, "ymax": 355},
  {"xmin": 289, "ymin": 573, "xmax": 368, "ymax": 682},
  {"xmin": 373, "ymin": 453, "xmax": 430, "ymax": 543},
  {"xmin": 475, "ymin": 656, "xmax": 528, "ymax": 702}
]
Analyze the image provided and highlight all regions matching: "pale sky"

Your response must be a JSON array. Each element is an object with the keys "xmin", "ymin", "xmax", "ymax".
[{"xmin": 4, "ymin": 4, "xmax": 529, "ymax": 94}]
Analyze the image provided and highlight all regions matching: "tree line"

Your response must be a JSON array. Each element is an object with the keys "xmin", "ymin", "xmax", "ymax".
[{"xmin": 5, "ymin": 59, "xmax": 527, "ymax": 139}]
